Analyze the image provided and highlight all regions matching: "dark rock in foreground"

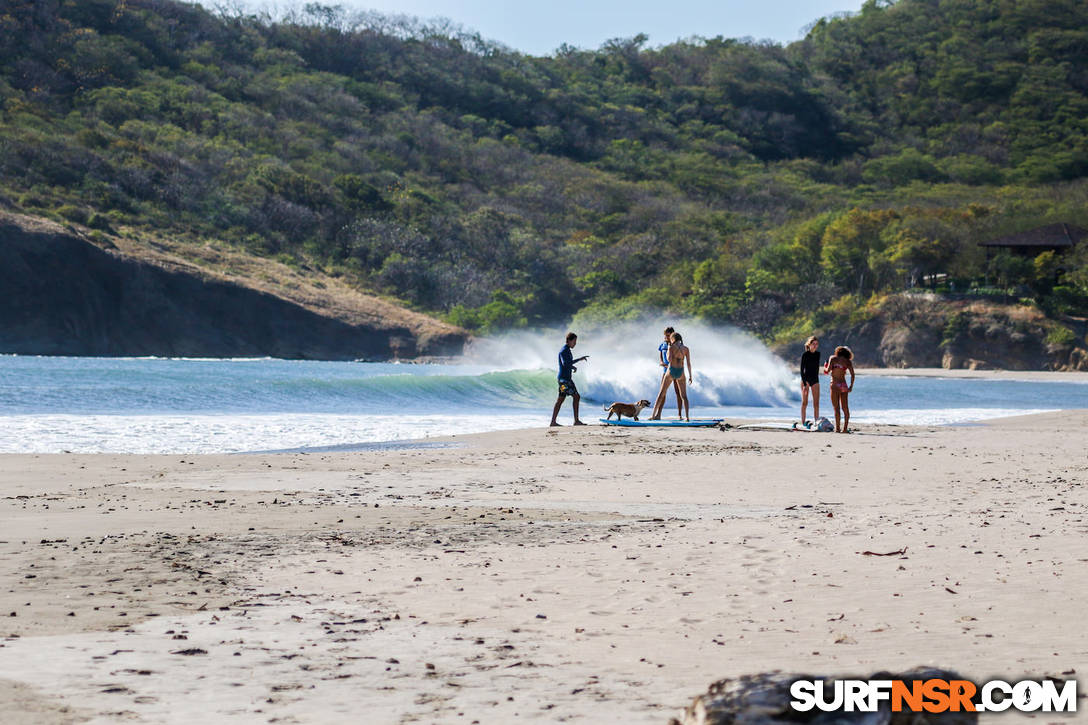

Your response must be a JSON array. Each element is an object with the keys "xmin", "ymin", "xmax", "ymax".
[{"xmin": 672, "ymin": 668, "xmax": 977, "ymax": 725}]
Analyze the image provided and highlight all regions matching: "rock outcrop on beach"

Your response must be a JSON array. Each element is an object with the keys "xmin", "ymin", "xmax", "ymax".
[
  {"xmin": 0, "ymin": 212, "xmax": 467, "ymax": 360},
  {"xmin": 773, "ymin": 293, "xmax": 1088, "ymax": 371},
  {"xmin": 672, "ymin": 668, "xmax": 978, "ymax": 725}
]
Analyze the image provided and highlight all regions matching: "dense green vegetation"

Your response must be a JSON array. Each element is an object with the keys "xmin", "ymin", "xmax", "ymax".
[{"xmin": 2, "ymin": 0, "xmax": 1088, "ymax": 338}]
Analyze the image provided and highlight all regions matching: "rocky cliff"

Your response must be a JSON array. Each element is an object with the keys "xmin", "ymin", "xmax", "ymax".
[
  {"xmin": 772, "ymin": 293, "xmax": 1088, "ymax": 371},
  {"xmin": 0, "ymin": 213, "xmax": 467, "ymax": 360}
]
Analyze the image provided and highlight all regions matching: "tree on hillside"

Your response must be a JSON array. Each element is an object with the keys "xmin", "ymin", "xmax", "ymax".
[
  {"xmin": 882, "ymin": 217, "xmax": 957, "ymax": 288},
  {"xmin": 819, "ymin": 209, "xmax": 899, "ymax": 296}
]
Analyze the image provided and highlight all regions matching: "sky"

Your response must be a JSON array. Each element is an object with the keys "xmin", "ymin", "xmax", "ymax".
[{"xmin": 210, "ymin": 0, "xmax": 869, "ymax": 56}]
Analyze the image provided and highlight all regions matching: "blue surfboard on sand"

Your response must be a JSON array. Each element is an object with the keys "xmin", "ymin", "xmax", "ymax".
[{"xmin": 599, "ymin": 418, "xmax": 722, "ymax": 427}]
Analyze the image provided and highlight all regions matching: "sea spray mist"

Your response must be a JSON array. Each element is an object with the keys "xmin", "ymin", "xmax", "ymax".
[{"xmin": 462, "ymin": 318, "xmax": 797, "ymax": 408}]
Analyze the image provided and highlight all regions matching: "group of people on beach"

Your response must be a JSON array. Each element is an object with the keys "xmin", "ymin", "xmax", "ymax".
[
  {"xmin": 548, "ymin": 328, "xmax": 856, "ymax": 432},
  {"xmin": 800, "ymin": 335, "xmax": 856, "ymax": 433},
  {"xmin": 549, "ymin": 327, "xmax": 695, "ymax": 426}
]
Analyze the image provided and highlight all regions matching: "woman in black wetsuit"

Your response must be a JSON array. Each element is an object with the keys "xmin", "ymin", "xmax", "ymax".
[{"xmin": 799, "ymin": 336, "xmax": 821, "ymax": 425}]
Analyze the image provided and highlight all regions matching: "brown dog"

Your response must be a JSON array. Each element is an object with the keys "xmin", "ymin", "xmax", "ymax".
[{"xmin": 605, "ymin": 399, "xmax": 651, "ymax": 421}]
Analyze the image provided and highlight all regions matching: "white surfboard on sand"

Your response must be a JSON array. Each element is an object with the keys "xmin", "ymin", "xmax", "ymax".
[{"xmin": 734, "ymin": 421, "xmax": 822, "ymax": 432}]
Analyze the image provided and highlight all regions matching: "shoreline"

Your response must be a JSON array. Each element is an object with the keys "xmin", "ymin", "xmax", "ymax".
[
  {"xmin": 2, "ymin": 411, "xmax": 1086, "ymax": 722},
  {"xmin": 858, "ymin": 366, "xmax": 1088, "ymax": 381}
]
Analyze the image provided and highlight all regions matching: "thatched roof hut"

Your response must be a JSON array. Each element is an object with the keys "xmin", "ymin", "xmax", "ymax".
[{"xmin": 978, "ymin": 223, "xmax": 1085, "ymax": 256}]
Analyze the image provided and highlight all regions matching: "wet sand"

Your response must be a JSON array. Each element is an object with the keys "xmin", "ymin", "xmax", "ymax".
[
  {"xmin": 1, "ymin": 412, "xmax": 1086, "ymax": 723},
  {"xmin": 861, "ymin": 368, "xmax": 1088, "ymax": 382}
]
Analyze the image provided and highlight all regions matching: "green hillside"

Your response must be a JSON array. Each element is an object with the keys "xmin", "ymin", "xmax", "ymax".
[{"xmin": 2, "ymin": 0, "xmax": 1087, "ymax": 341}]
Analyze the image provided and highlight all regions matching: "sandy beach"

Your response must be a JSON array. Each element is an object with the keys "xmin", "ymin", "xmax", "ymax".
[{"xmin": 2, "ymin": 410, "xmax": 1086, "ymax": 723}]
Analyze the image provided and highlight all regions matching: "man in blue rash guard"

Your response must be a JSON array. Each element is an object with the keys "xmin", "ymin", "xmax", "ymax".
[{"xmin": 550, "ymin": 332, "xmax": 588, "ymax": 426}]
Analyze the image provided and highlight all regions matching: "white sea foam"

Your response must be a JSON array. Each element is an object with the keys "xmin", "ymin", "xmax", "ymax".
[
  {"xmin": 0, "ymin": 407, "xmax": 1058, "ymax": 454},
  {"xmin": 852, "ymin": 407, "xmax": 1057, "ymax": 426},
  {"xmin": 0, "ymin": 413, "xmax": 540, "ymax": 455}
]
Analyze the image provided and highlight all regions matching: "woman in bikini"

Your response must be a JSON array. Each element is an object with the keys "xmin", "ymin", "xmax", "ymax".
[
  {"xmin": 823, "ymin": 345, "xmax": 855, "ymax": 433},
  {"xmin": 652, "ymin": 332, "xmax": 693, "ymax": 421},
  {"xmin": 649, "ymin": 326, "xmax": 682, "ymax": 420}
]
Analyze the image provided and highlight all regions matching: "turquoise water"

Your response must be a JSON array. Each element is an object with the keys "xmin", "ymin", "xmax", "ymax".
[{"xmin": 1, "ymin": 353, "xmax": 1086, "ymax": 453}]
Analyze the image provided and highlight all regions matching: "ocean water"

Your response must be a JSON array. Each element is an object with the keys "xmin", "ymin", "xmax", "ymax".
[{"xmin": 1, "ymin": 322, "xmax": 1085, "ymax": 453}]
